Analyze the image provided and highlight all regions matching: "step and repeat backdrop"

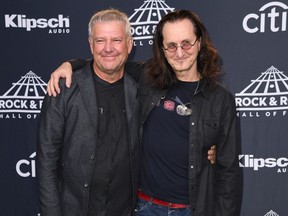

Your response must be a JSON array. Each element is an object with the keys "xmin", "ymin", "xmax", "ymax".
[{"xmin": 0, "ymin": 0, "xmax": 287, "ymax": 215}]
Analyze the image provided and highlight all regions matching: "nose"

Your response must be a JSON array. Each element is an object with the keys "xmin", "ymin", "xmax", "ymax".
[
  {"xmin": 103, "ymin": 41, "xmax": 113, "ymax": 52},
  {"xmin": 175, "ymin": 46, "xmax": 184, "ymax": 57}
]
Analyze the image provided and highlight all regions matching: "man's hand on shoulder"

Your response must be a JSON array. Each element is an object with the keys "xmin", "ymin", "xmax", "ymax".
[{"xmin": 47, "ymin": 62, "xmax": 73, "ymax": 97}]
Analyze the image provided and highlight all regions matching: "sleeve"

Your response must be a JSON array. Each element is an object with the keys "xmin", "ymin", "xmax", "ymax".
[
  {"xmin": 68, "ymin": 59, "xmax": 89, "ymax": 71},
  {"xmin": 214, "ymin": 91, "xmax": 242, "ymax": 216},
  {"xmin": 68, "ymin": 59, "xmax": 147, "ymax": 81},
  {"xmin": 36, "ymin": 83, "xmax": 66, "ymax": 216},
  {"xmin": 124, "ymin": 61, "xmax": 148, "ymax": 83}
]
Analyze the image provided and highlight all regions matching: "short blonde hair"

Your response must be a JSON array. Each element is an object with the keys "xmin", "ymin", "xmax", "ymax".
[{"xmin": 88, "ymin": 9, "xmax": 131, "ymax": 39}]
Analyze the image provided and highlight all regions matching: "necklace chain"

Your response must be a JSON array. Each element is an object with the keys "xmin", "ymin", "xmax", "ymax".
[{"xmin": 193, "ymin": 79, "xmax": 200, "ymax": 96}]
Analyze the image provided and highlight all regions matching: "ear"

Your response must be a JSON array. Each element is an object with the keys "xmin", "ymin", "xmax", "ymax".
[
  {"xmin": 197, "ymin": 37, "xmax": 201, "ymax": 52},
  {"xmin": 127, "ymin": 37, "xmax": 133, "ymax": 54},
  {"xmin": 88, "ymin": 37, "xmax": 94, "ymax": 54}
]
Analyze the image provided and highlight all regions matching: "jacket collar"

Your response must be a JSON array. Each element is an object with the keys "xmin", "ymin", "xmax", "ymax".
[
  {"xmin": 123, "ymin": 73, "xmax": 138, "ymax": 124},
  {"xmin": 196, "ymin": 78, "xmax": 214, "ymax": 100},
  {"xmin": 74, "ymin": 62, "xmax": 98, "ymax": 130}
]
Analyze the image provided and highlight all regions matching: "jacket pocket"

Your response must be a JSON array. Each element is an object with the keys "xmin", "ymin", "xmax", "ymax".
[{"xmin": 202, "ymin": 118, "xmax": 220, "ymax": 146}]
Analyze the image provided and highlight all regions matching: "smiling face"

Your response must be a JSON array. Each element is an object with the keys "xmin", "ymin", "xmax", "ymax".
[
  {"xmin": 89, "ymin": 21, "xmax": 133, "ymax": 82},
  {"xmin": 162, "ymin": 18, "xmax": 201, "ymax": 81}
]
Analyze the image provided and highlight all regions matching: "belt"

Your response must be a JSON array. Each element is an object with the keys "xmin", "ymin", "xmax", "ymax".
[{"xmin": 138, "ymin": 191, "xmax": 190, "ymax": 209}]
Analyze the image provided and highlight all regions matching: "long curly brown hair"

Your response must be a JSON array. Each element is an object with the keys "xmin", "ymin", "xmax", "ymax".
[{"xmin": 146, "ymin": 10, "xmax": 222, "ymax": 89}]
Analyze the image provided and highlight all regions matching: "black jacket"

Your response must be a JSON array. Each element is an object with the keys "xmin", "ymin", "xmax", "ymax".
[{"xmin": 36, "ymin": 63, "xmax": 141, "ymax": 216}]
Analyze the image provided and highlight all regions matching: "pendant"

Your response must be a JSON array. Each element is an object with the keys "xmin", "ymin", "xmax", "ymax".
[{"xmin": 176, "ymin": 104, "xmax": 192, "ymax": 116}]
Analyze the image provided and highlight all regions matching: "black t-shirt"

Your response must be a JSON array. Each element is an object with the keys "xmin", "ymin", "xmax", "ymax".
[
  {"xmin": 139, "ymin": 80, "xmax": 199, "ymax": 204},
  {"xmin": 88, "ymin": 67, "xmax": 132, "ymax": 216}
]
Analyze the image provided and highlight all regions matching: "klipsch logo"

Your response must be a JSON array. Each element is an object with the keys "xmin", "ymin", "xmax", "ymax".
[
  {"xmin": 0, "ymin": 71, "xmax": 46, "ymax": 119},
  {"xmin": 129, "ymin": 0, "xmax": 175, "ymax": 47},
  {"xmin": 243, "ymin": 1, "xmax": 288, "ymax": 33},
  {"xmin": 4, "ymin": 14, "xmax": 70, "ymax": 34},
  {"xmin": 235, "ymin": 66, "xmax": 288, "ymax": 118},
  {"xmin": 239, "ymin": 155, "xmax": 287, "ymax": 173}
]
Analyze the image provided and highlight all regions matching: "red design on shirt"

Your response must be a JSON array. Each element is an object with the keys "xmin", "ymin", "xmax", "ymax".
[{"xmin": 163, "ymin": 100, "xmax": 175, "ymax": 111}]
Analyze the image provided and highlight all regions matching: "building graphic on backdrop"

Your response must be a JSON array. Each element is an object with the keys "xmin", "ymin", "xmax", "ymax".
[
  {"xmin": 129, "ymin": 0, "xmax": 174, "ymax": 46},
  {"xmin": 235, "ymin": 66, "xmax": 288, "ymax": 118},
  {"xmin": 0, "ymin": 71, "xmax": 46, "ymax": 119},
  {"xmin": 264, "ymin": 210, "xmax": 279, "ymax": 216}
]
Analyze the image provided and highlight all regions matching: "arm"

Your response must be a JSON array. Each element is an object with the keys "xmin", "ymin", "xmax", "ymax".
[
  {"xmin": 215, "ymin": 93, "xmax": 242, "ymax": 216},
  {"xmin": 47, "ymin": 60, "xmax": 146, "ymax": 97},
  {"xmin": 124, "ymin": 61, "xmax": 146, "ymax": 82},
  {"xmin": 47, "ymin": 59, "xmax": 87, "ymax": 97},
  {"xmin": 36, "ymin": 85, "xmax": 66, "ymax": 216}
]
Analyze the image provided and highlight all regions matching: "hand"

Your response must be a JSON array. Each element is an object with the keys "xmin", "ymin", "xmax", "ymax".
[
  {"xmin": 47, "ymin": 62, "xmax": 73, "ymax": 97},
  {"xmin": 207, "ymin": 145, "xmax": 216, "ymax": 165}
]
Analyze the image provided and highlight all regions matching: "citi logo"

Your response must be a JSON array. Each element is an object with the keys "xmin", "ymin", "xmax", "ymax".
[
  {"xmin": 235, "ymin": 66, "xmax": 288, "ymax": 118},
  {"xmin": 16, "ymin": 152, "xmax": 36, "ymax": 178},
  {"xmin": 0, "ymin": 71, "xmax": 46, "ymax": 119},
  {"xmin": 4, "ymin": 14, "xmax": 70, "ymax": 33},
  {"xmin": 242, "ymin": 1, "xmax": 288, "ymax": 33},
  {"xmin": 129, "ymin": 0, "xmax": 174, "ymax": 46},
  {"xmin": 239, "ymin": 154, "xmax": 287, "ymax": 173}
]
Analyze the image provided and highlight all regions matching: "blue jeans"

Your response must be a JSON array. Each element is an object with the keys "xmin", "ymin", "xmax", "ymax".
[{"xmin": 135, "ymin": 198, "xmax": 191, "ymax": 216}]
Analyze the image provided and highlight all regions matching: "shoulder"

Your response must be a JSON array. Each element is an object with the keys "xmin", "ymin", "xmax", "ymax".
[
  {"xmin": 125, "ymin": 60, "xmax": 149, "ymax": 82},
  {"xmin": 58, "ymin": 64, "xmax": 92, "ymax": 98},
  {"xmin": 203, "ymin": 80, "xmax": 233, "ymax": 96},
  {"xmin": 201, "ymin": 80, "xmax": 235, "ymax": 105}
]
